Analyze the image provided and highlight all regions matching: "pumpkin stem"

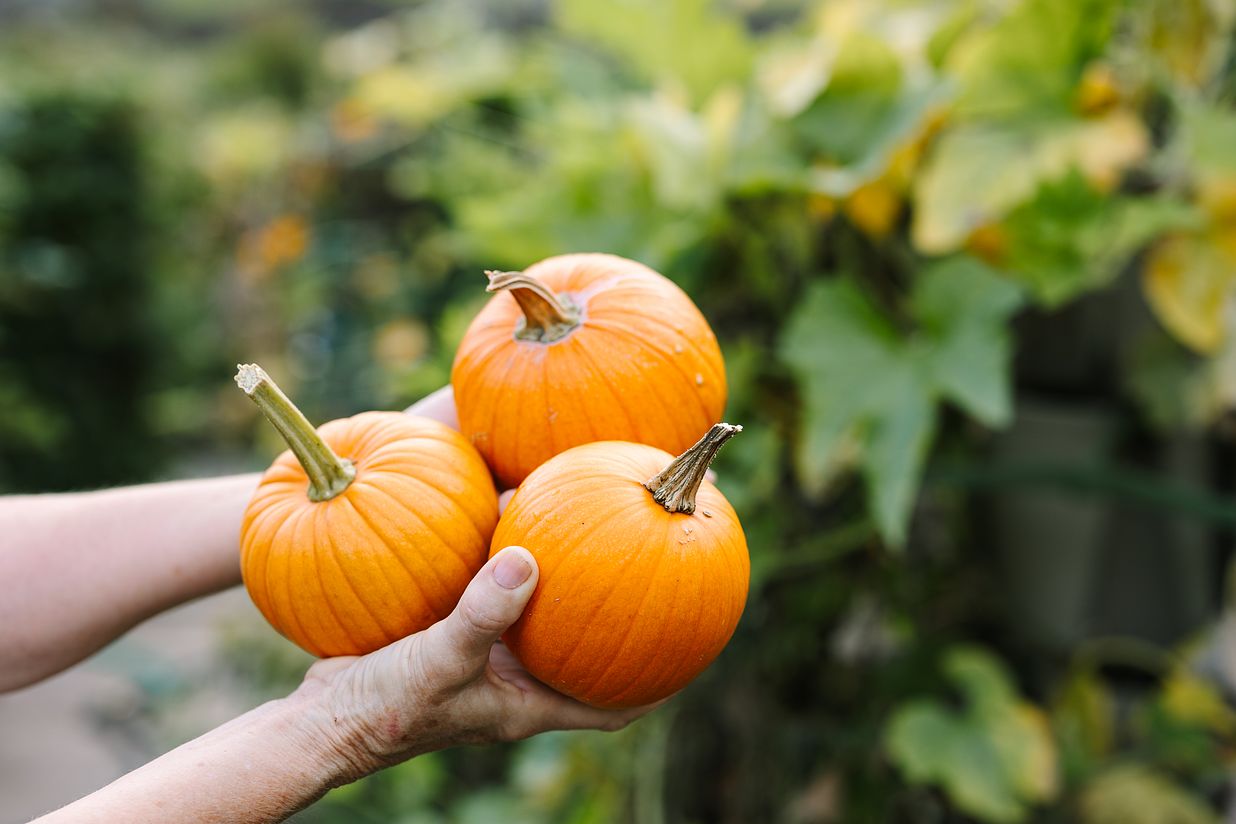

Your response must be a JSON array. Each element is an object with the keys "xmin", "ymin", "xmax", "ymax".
[
  {"xmin": 486, "ymin": 269, "xmax": 581, "ymax": 343},
  {"xmin": 644, "ymin": 423, "xmax": 742, "ymax": 515},
  {"xmin": 235, "ymin": 363, "xmax": 356, "ymax": 502}
]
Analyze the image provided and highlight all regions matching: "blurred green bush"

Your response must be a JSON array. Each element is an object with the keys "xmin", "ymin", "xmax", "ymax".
[{"xmin": 4, "ymin": 0, "xmax": 1236, "ymax": 821}]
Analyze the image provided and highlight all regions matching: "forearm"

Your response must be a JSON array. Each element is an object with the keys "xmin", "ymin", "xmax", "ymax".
[
  {"xmin": 32, "ymin": 689, "xmax": 348, "ymax": 824},
  {"xmin": 0, "ymin": 473, "xmax": 259, "ymax": 690}
]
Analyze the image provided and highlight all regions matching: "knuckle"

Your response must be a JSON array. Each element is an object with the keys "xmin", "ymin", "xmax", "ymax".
[
  {"xmin": 459, "ymin": 598, "xmax": 507, "ymax": 635},
  {"xmin": 602, "ymin": 715, "xmax": 633, "ymax": 733},
  {"xmin": 407, "ymin": 638, "xmax": 465, "ymax": 696},
  {"xmin": 496, "ymin": 714, "xmax": 533, "ymax": 743}
]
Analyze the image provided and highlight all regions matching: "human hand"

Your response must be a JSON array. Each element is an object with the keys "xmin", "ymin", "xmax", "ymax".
[{"xmin": 289, "ymin": 546, "xmax": 658, "ymax": 784}]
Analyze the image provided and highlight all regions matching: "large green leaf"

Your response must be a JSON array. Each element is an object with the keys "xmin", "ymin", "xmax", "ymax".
[
  {"xmin": 780, "ymin": 258, "xmax": 1022, "ymax": 545},
  {"xmin": 913, "ymin": 257, "xmax": 1024, "ymax": 425},
  {"xmin": 780, "ymin": 279, "xmax": 906, "ymax": 500},
  {"xmin": 949, "ymin": 0, "xmax": 1119, "ymax": 116}
]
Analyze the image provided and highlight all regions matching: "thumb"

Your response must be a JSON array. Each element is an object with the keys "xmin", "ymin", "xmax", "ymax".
[{"xmin": 420, "ymin": 546, "xmax": 538, "ymax": 682}]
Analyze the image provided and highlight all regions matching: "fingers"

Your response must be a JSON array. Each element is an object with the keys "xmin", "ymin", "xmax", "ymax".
[
  {"xmin": 486, "ymin": 644, "xmax": 667, "ymax": 736},
  {"xmin": 419, "ymin": 547, "xmax": 538, "ymax": 683},
  {"xmin": 404, "ymin": 385, "xmax": 459, "ymax": 429},
  {"xmin": 512, "ymin": 686, "xmax": 665, "ymax": 738}
]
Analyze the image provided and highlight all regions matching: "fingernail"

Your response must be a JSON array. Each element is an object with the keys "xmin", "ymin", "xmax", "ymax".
[{"xmin": 493, "ymin": 549, "xmax": 533, "ymax": 589}]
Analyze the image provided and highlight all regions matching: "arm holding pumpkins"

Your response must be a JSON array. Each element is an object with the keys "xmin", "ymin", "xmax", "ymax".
[
  {"xmin": 0, "ymin": 472, "xmax": 258, "ymax": 692},
  {"xmin": 0, "ymin": 386, "xmax": 467, "ymax": 693},
  {"xmin": 34, "ymin": 546, "xmax": 654, "ymax": 824}
]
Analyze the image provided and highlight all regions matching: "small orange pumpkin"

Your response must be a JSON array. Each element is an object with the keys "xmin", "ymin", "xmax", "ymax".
[
  {"xmin": 452, "ymin": 253, "xmax": 727, "ymax": 488},
  {"xmin": 491, "ymin": 423, "xmax": 749, "ymax": 708},
  {"xmin": 235, "ymin": 364, "xmax": 498, "ymax": 657}
]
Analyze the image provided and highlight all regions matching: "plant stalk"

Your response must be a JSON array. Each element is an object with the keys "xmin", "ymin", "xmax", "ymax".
[
  {"xmin": 235, "ymin": 363, "xmax": 355, "ymax": 502},
  {"xmin": 645, "ymin": 423, "xmax": 742, "ymax": 514},
  {"xmin": 486, "ymin": 269, "xmax": 580, "ymax": 343}
]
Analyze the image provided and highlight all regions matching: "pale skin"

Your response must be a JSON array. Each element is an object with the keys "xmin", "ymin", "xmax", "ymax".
[{"xmin": 0, "ymin": 386, "xmax": 656, "ymax": 823}]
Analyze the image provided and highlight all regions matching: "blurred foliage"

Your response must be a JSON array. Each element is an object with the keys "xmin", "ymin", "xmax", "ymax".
[
  {"xmin": 0, "ymin": 93, "xmax": 159, "ymax": 490},
  {"xmin": 6, "ymin": 0, "xmax": 1236, "ymax": 821}
]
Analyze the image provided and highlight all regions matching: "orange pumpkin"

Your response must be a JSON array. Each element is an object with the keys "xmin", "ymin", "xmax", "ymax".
[
  {"xmin": 235, "ymin": 364, "xmax": 498, "ymax": 657},
  {"xmin": 491, "ymin": 423, "xmax": 749, "ymax": 708},
  {"xmin": 451, "ymin": 253, "xmax": 727, "ymax": 488}
]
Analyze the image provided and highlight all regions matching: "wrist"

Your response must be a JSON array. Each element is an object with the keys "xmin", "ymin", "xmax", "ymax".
[{"xmin": 282, "ymin": 667, "xmax": 389, "ymax": 788}]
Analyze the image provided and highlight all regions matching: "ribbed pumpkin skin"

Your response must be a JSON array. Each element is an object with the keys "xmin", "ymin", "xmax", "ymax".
[
  {"xmin": 452, "ymin": 253, "xmax": 726, "ymax": 489},
  {"xmin": 491, "ymin": 440, "xmax": 749, "ymax": 709},
  {"xmin": 241, "ymin": 411, "xmax": 499, "ymax": 657}
]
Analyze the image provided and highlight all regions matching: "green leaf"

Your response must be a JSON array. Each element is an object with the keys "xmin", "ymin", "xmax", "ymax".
[
  {"xmin": 862, "ymin": 367, "xmax": 936, "ymax": 546},
  {"xmin": 887, "ymin": 647, "xmax": 1060, "ymax": 823},
  {"xmin": 782, "ymin": 260, "xmax": 1022, "ymax": 546},
  {"xmin": 1124, "ymin": 332, "xmax": 1209, "ymax": 431},
  {"xmin": 914, "ymin": 257, "xmax": 1024, "ymax": 426},
  {"xmin": 555, "ymin": 0, "xmax": 752, "ymax": 103},
  {"xmin": 780, "ymin": 279, "xmax": 909, "ymax": 499},
  {"xmin": 1000, "ymin": 172, "xmax": 1199, "ymax": 306},
  {"xmin": 889, "ymin": 703, "xmax": 1027, "ymax": 823},
  {"xmin": 945, "ymin": 646, "xmax": 1020, "ymax": 713},
  {"xmin": 792, "ymin": 33, "xmax": 902, "ymax": 165},
  {"xmin": 949, "ymin": 0, "xmax": 1119, "ymax": 117}
]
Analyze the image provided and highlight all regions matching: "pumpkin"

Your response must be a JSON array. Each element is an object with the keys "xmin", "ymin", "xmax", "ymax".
[
  {"xmin": 491, "ymin": 423, "xmax": 749, "ymax": 708},
  {"xmin": 451, "ymin": 253, "xmax": 726, "ymax": 488},
  {"xmin": 235, "ymin": 363, "xmax": 498, "ymax": 657}
]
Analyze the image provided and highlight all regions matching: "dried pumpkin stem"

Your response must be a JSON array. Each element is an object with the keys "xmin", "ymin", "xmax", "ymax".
[
  {"xmin": 235, "ymin": 363, "xmax": 355, "ymax": 502},
  {"xmin": 644, "ymin": 423, "xmax": 742, "ymax": 515},
  {"xmin": 486, "ymin": 269, "xmax": 580, "ymax": 343}
]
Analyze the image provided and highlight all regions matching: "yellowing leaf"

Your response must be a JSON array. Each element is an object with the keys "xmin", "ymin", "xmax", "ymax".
[
  {"xmin": 1143, "ymin": 232, "xmax": 1236, "ymax": 354},
  {"xmin": 1057, "ymin": 110, "xmax": 1149, "ymax": 193},
  {"xmin": 1080, "ymin": 765, "xmax": 1218, "ymax": 824},
  {"xmin": 351, "ymin": 65, "xmax": 455, "ymax": 128},
  {"xmin": 347, "ymin": 35, "xmax": 514, "ymax": 130},
  {"xmin": 1074, "ymin": 62, "xmax": 1122, "ymax": 117},
  {"xmin": 1161, "ymin": 670, "xmax": 1236, "ymax": 735},
  {"xmin": 966, "ymin": 222, "xmax": 1009, "ymax": 266},
  {"xmin": 886, "ymin": 646, "xmax": 1059, "ymax": 823},
  {"xmin": 913, "ymin": 113, "xmax": 1149, "ymax": 253},
  {"xmin": 1141, "ymin": 0, "xmax": 1235, "ymax": 89},
  {"xmin": 1053, "ymin": 670, "xmax": 1115, "ymax": 762},
  {"xmin": 198, "ymin": 107, "xmax": 294, "ymax": 186},
  {"xmin": 994, "ymin": 706, "xmax": 1060, "ymax": 802},
  {"xmin": 844, "ymin": 178, "xmax": 901, "ymax": 238},
  {"xmin": 1196, "ymin": 173, "xmax": 1236, "ymax": 226},
  {"xmin": 758, "ymin": 37, "xmax": 835, "ymax": 117}
]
